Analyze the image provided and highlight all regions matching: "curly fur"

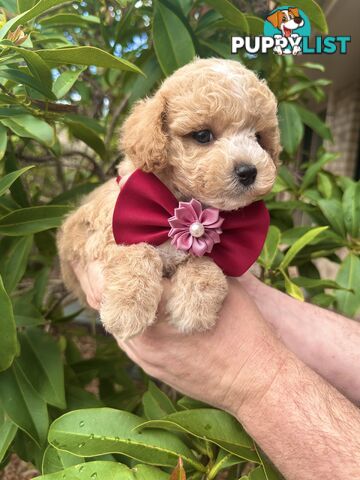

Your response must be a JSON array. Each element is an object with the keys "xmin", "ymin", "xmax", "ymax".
[{"xmin": 57, "ymin": 58, "xmax": 280, "ymax": 339}]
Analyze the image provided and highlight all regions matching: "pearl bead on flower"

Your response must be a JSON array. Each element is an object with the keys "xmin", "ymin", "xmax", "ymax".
[{"xmin": 189, "ymin": 221, "xmax": 205, "ymax": 238}]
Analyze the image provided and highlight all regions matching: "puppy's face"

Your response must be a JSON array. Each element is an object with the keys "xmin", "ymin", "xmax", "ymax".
[{"xmin": 121, "ymin": 59, "xmax": 280, "ymax": 211}]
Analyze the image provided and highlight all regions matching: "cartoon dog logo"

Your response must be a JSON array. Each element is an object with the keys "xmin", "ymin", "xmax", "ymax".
[{"xmin": 266, "ymin": 7, "xmax": 305, "ymax": 55}]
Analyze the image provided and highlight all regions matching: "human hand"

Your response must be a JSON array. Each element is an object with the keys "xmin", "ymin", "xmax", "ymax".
[{"xmin": 73, "ymin": 261, "xmax": 285, "ymax": 417}]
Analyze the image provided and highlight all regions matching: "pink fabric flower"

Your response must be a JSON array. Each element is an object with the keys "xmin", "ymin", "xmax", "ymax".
[{"xmin": 168, "ymin": 199, "xmax": 224, "ymax": 256}]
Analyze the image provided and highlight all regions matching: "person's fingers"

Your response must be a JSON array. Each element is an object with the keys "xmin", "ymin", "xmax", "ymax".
[{"xmin": 72, "ymin": 261, "xmax": 103, "ymax": 310}]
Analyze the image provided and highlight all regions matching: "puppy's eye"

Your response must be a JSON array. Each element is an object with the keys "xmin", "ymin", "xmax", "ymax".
[{"xmin": 191, "ymin": 129, "xmax": 213, "ymax": 144}]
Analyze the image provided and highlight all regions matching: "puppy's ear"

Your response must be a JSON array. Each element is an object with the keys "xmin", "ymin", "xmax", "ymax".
[
  {"xmin": 120, "ymin": 94, "xmax": 168, "ymax": 172},
  {"xmin": 289, "ymin": 7, "xmax": 299, "ymax": 17},
  {"xmin": 267, "ymin": 11, "xmax": 281, "ymax": 28}
]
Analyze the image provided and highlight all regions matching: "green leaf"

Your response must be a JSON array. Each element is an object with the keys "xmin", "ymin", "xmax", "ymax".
[
  {"xmin": 300, "ymin": 152, "xmax": 338, "ymax": 191},
  {"xmin": 335, "ymin": 254, "xmax": 360, "ymax": 317},
  {"xmin": 36, "ymin": 461, "xmax": 169, "ymax": 480},
  {"xmin": 0, "ymin": 124, "xmax": 7, "ymax": 160},
  {"xmin": 279, "ymin": 226, "xmax": 328, "ymax": 270},
  {"xmin": 0, "ymin": 275, "xmax": 17, "ymax": 372},
  {"xmin": 259, "ymin": 226, "xmax": 281, "ymax": 270},
  {"xmin": 278, "ymin": 102, "xmax": 304, "ymax": 155},
  {"xmin": 277, "ymin": 0, "xmax": 328, "ymax": 34},
  {"xmin": 208, "ymin": 449, "xmax": 243, "ymax": 478},
  {"xmin": 317, "ymin": 172, "xmax": 333, "ymax": 199},
  {"xmin": 342, "ymin": 182, "xmax": 360, "ymax": 238},
  {"xmin": 295, "ymin": 104, "xmax": 331, "ymax": 140},
  {"xmin": 0, "ymin": 205, "xmax": 69, "ymax": 235},
  {"xmin": 48, "ymin": 408, "xmax": 205, "ymax": 471},
  {"xmin": 0, "ymin": 413, "xmax": 17, "ymax": 462},
  {"xmin": 143, "ymin": 381, "xmax": 177, "ymax": 420},
  {"xmin": 17, "ymin": 327, "xmax": 66, "ymax": 409},
  {"xmin": 39, "ymin": 13, "xmax": 100, "ymax": 28},
  {"xmin": 37, "ymin": 47, "xmax": 142, "ymax": 74},
  {"xmin": 311, "ymin": 293, "xmax": 335, "ymax": 308},
  {"xmin": 49, "ymin": 181, "xmax": 100, "ymax": 205},
  {"xmin": 1, "ymin": 115, "xmax": 54, "ymax": 147},
  {"xmin": 11, "ymin": 47, "xmax": 53, "ymax": 94},
  {"xmin": 153, "ymin": 0, "xmax": 195, "ymax": 76},
  {"xmin": 137, "ymin": 409, "xmax": 258, "ymax": 462},
  {"xmin": 292, "ymin": 277, "xmax": 347, "ymax": 291},
  {"xmin": 0, "ymin": 68, "xmax": 56, "ymax": 100},
  {"xmin": 0, "ymin": 166, "xmax": 34, "ymax": 197},
  {"xmin": 42, "ymin": 445, "xmax": 84, "ymax": 474},
  {"xmin": 246, "ymin": 15, "xmax": 264, "ymax": 35},
  {"xmin": 0, "ymin": 362, "xmax": 48, "ymax": 446},
  {"xmin": 0, "ymin": 0, "xmax": 76, "ymax": 39},
  {"xmin": 126, "ymin": 55, "xmax": 163, "ymax": 105},
  {"xmin": 53, "ymin": 68, "xmax": 84, "ymax": 99},
  {"xmin": 17, "ymin": 0, "xmax": 36, "ymax": 13},
  {"xmin": 318, "ymin": 199, "xmax": 346, "ymax": 237},
  {"xmin": 64, "ymin": 118, "xmax": 106, "ymax": 159},
  {"xmin": 0, "ymin": 235, "xmax": 33, "ymax": 292},
  {"xmin": 206, "ymin": 0, "xmax": 249, "ymax": 32},
  {"xmin": 281, "ymin": 270, "xmax": 304, "ymax": 301}
]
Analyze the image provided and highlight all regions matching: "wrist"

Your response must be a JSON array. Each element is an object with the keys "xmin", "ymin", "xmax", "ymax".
[{"xmin": 225, "ymin": 334, "xmax": 289, "ymax": 420}]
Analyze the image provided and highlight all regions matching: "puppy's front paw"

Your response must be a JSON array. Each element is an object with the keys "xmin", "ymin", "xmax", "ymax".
[
  {"xmin": 167, "ymin": 257, "xmax": 228, "ymax": 333},
  {"xmin": 100, "ymin": 243, "xmax": 163, "ymax": 339}
]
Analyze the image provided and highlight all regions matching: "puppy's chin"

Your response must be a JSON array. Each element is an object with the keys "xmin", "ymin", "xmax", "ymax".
[{"xmin": 201, "ymin": 183, "xmax": 275, "ymax": 211}]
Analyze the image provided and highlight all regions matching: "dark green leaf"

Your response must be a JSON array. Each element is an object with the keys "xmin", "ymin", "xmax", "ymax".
[
  {"xmin": 0, "ymin": 205, "xmax": 69, "ymax": 235},
  {"xmin": 0, "ymin": 68, "xmax": 55, "ymax": 99},
  {"xmin": 295, "ymin": 104, "xmax": 331, "ymax": 140},
  {"xmin": 335, "ymin": 254, "xmax": 360, "ymax": 317},
  {"xmin": 342, "ymin": 182, "xmax": 360, "ymax": 238},
  {"xmin": 300, "ymin": 152, "xmax": 337, "ymax": 191},
  {"xmin": 39, "ymin": 13, "xmax": 100, "ymax": 28},
  {"xmin": 318, "ymin": 199, "xmax": 346, "ymax": 237},
  {"xmin": 143, "ymin": 381, "xmax": 177, "ymax": 420},
  {"xmin": 0, "ymin": 275, "xmax": 17, "ymax": 372},
  {"xmin": 277, "ymin": 0, "xmax": 328, "ymax": 33},
  {"xmin": 17, "ymin": 327, "xmax": 66, "ymax": 409},
  {"xmin": 42, "ymin": 445, "xmax": 84, "ymax": 475},
  {"xmin": 153, "ymin": 0, "xmax": 195, "ymax": 76},
  {"xmin": 278, "ymin": 102, "xmax": 304, "ymax": 155},
  {"xmin": 0, "ymin": 166, "xmax": 34, "ymax": 197},
  {"xmin": 0, "ymin": 414, "xmax": 17, "ymax": 463},
  {"xmin": 206, "ymin": 0, "xmax": 249, "ymax": 32},
  {"xmin": 0, "ymin": 124, "xmax": 7, "ymax": 160},
  {"xmin": 0, "ymin": 362, "xmax": 48, "ymax": 446},
  {"xmin": 0, "ymin": 235, "xmax": 33, "ymax": 292}
]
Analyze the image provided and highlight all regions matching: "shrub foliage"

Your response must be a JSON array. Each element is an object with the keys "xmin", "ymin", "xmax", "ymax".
[{"xmin": 0, "ymin": 0, "xmax": 359, "ymax": 478}]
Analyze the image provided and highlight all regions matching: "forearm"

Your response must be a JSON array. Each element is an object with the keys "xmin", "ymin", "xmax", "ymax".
[
  {"xmin": 232, "ymin": 341, "xmax": 360, "ymax": 480},
  {"xmin": 242, "ymin": 275, "xmax": 360, "ymax": 403}
]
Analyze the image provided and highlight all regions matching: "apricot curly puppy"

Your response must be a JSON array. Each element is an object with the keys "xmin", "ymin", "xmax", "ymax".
[{"xmin": 57, "ymin": 58, "xmax": 280, "ymax": 339}]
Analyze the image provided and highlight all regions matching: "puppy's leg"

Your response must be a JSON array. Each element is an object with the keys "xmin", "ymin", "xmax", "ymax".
[
  {"xmin": 167, "ymin": 257, "xmax": 227, "ymax": 333},
  {"xmin": 100, "ymin": 242, "xmax": 163, "ymax": 339}
]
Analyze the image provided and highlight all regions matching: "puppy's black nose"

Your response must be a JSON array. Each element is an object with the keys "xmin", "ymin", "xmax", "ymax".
[
  {"xmin": 294, "ymin": 16, "xmax": 303, "ymax": 24},
  {"xmin": 235, "ymin": 164, "xmax": 257, "ymax": 187}
]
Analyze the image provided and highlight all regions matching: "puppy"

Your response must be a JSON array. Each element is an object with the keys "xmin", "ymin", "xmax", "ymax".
[{"xmin": 57, "ymin": 58, "xmax": 280, "ymax": 339}]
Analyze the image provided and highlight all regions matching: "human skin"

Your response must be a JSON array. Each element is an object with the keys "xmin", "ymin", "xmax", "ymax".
[{"xmin": 74, "ymin": 263, "xmax": 360, "ymax": 479}]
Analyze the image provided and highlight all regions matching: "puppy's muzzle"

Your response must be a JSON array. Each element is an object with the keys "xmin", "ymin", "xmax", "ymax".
[
  {"xmin": 235, "ymin": 164, "xmax": 257, "ymax": 187},
  {"xmin": 294, "ymin": 17, "xmax": 303, "ymax": 25}
]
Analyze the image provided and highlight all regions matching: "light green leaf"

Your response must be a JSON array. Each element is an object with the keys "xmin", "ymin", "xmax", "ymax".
[
  {"xmin": 0, "ymin": 205, "xmax": 70, "ymax": 235},
  {"xmin": 282, "ymin": 270, "xmax": 305, "ymax": 301},
  {"xmin": 17, "ymin": 0, "xmax": 37, "ymax": 13},
  {"xmin": 48, "ymin": 408, "xmax": 205, "ymax": 471},
  {"xmin": 39, "ymin": 13, "xmax": 100, "ymax": 28},
  {"xmin": 295, "ymin": 104, "xmax": 331, "ymax": 140},
  {"xmin": 335, "ymin": 254, "xmax": 360, "ymax": 318},
  {"xmin": 0, "ymin": 235, "xmax": 33, "ymax": 292},
  {"xmin": 1, "ymin": 115, "xmax": 54, "ymax": 147},
  {"xmin": 36, "ymin": 461, "xmax": 169, "ymax": 480},
  {"xmin": 300, "ymin": 152, "xmax": 338, "ymax": 191},
  {"xmin": 42, "ymin": 445, "xmax": 84, "ymax": 474},
  {"xmin": 37, "ymin": 46, "xmax": 142, "ymax": 74},
  {"xmin": 0, "ymin": 275, "xmax": 17, "ymax": 372},
  {"xmin": 0, "ymin": 124, "xmax": 7, "ymax": 160},
  {"xmin": 292, "ymin": 277, "xmax": 347, "ymax": 290},
  {"xmin": 137, "ymin": 409, "xmax": 257, "ymax": 462},
  {"xmin": 53, "ymin": 68, "xmax": 84, "ymax": 99},
  {"xmin": 0, "ymin": 0, "xmax": 75, "ymax": 39},
  {"xmin": 277, "ymin": 0, "xmax": 328, "ymax": 33},
  {"xmin": 317, "ymin": 172, "xmax": 333, "ymax": 199},
  {"xmin": 318, "ymin": 199, "xmax": 346, "ymax": 237},
  {"xmin": 278, "ymin": 102, "xmax": 304, "ymax": 155},
  {"xmin": 0, "ymin": 413, "xmax": 17, "ymax": 463},
  {"xmin": 206, "ymin": 0, "xmax": 249, "ymax": 32},
  {"xmin": 208, "ymin": 449, "xmax": 243, "ymax": 478},
  {"xmin": 279, "ymin": 226, "xmax": 328, "ymax": 270},
  {"xmin": 342, "ymin": 182, "xmax": 360, "ymax": 238},
  {"xmin": 143, "ymin": 381, "xmax": 177, "ymax": 420},
  {"xmin": 0, "ymin": 165, "xmax": 34, "ymax": 197},
  {"xmin": 259, "ymin": 226, "xmax": 281, "ymax": 270},
  {"xmin": 0, "ymin": 362, "xmax": 48, "ymax": 446},
  {"xmin": 153, "ymin": 0, "xmax": 195, "ymax": 76},
  {"xmin": 17, "ymin": 327, "xmax": 66, "ymax": 409}
]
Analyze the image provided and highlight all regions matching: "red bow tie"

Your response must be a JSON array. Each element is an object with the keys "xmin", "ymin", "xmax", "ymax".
[{"xmin": 112, "ymin": 169, "xmax": 270, "ymax": 277}]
